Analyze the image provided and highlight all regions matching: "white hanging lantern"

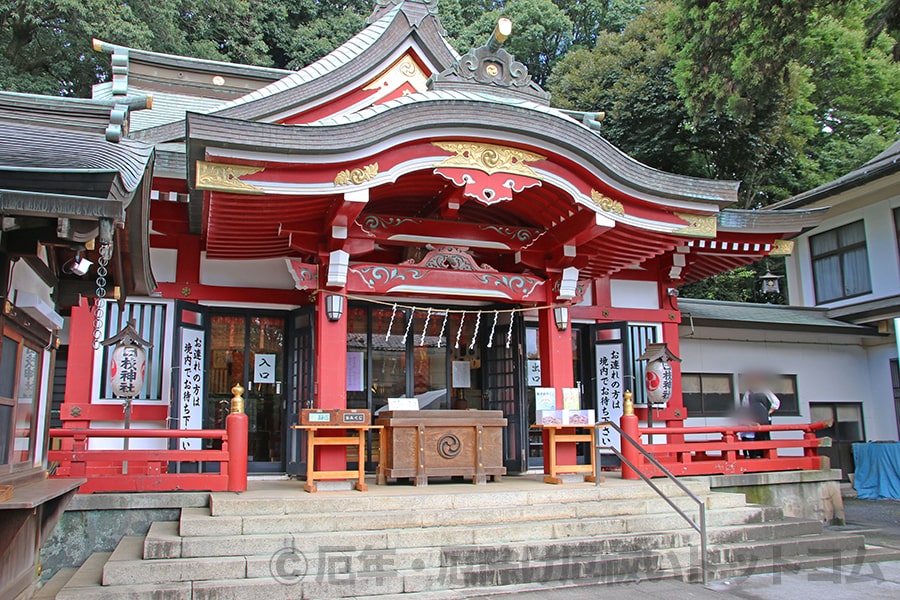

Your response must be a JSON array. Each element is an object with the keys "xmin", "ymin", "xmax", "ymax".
[
  {"xmin": 109, "ymin": 343, "xmax": 147, "ymax": 398},
  {"xmin": 638, "ymin": 343, "xmax": 681, "ymax": 407},
  {"xmin": 645, "ymin": 359, "xmax": 673, "ymax": 406},
  {"xmin": 102, "ymin": 318, "xmax": 153, "ymax": 399}
]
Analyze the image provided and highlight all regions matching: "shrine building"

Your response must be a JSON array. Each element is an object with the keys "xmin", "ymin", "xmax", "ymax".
[{"xmin": 56, "ymin": 0, "xmax": 826, "ymax": 476}]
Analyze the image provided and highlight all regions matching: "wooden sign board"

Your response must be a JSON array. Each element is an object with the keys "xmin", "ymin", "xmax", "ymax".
[{"xmin": 300, "ymin": 408, "xmax": 371, "ymax": 426}]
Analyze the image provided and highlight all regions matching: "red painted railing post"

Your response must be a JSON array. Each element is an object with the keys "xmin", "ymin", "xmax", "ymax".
[
  {"xmin": 620, "ymin": 390, "xmax": 640, "ymax": 480},
  {"xmin": 226, "ymin": 384, "xmax": 248, "ymax": 492}
]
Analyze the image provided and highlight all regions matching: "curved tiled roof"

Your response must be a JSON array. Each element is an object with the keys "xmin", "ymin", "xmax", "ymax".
[
  {"xmin": 211, "ymin": 5, "xmax": 405, "ymax": 116},
  {"xmin": 187, "ymin": 91, "xmax": 740, "ymax": 207},
  {"xmin": 0, "ymin": 121, "xmax": 153, "ymax": 198}
]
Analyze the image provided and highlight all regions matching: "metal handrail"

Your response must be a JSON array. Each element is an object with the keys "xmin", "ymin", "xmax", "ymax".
[{"xmin": 594, "ymin": 420, "xmax": 708, "ymax": 585}]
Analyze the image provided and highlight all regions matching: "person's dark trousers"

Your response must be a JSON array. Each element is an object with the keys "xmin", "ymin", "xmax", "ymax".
[{"xmin": 750, "ymin": 430, "xmax": 770, "ymax": 458}]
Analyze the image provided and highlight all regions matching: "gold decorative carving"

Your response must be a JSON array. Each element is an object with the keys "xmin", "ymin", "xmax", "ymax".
[
  {"xmin": 672, "ymin": 212, "xmax": 717, "ymax": 238},
  {"xmin": 364, "ymin": 54, "xmax": 429, "ymax": 93},
  {"xmin": 195, "ymin": 161, "xmax": 264, "ymax": 194},
  {"xmin": 334, "ymin": 163, "xmax": 379, "ymax": 186},
  {"xmin": 768, "ymin": 239, "xmax": 795, "ymax": 256},
  {"xmin": 433, "ymin": 141, "xmax": 545, "ymax": 178},
  {"xmin": 589, "ymin": 190, "xmax": 625, "ymax": 216}
]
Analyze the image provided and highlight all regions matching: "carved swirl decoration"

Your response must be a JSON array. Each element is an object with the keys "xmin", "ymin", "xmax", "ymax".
[
  {"xmin": 437, "ymin": 434, "xmax": 462, "ymax": 459},
  {"xmin": 403, "ymin": 246, "xmax": 498, "ymax": 272},
  {"xmin": 479, "ymin": 225, "xmax": 538, "ymax": 244},
  {"xmin": 360, "ymin": 215, "xmax": 420, "ymax": 231},
  {"xmin": 334, "ymin": 163, "xmax": 379, "ymax": 186},
  {"xmin": 433, "ymin": 142, "xmax": 544, "ymax": 178},
  {"xmin": 589, "ymin": 190, "xmax": 625, "ymax": 216},
  {"xmin": 195, "ymin": 161, "xmax": 264, "ymax": 194}
]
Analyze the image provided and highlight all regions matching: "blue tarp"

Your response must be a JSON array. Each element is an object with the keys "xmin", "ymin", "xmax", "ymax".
[{"xmin": 853, "ymin": 442, "xmax": 900, "ymax": 500}]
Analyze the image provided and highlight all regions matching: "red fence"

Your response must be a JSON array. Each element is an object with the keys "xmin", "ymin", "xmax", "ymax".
[
  {"xmin": 49, "ymin": 410, "xmax": 248, "ymax": 494},
  {"xmin": 620, "ymin": 420, "xmax": 831, "ymax": 478}
]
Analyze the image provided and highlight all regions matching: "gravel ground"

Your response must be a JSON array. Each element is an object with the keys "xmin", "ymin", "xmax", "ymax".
[{"xmin": 836, "ymin": 496, "xmax": 900, "ymax": 549}]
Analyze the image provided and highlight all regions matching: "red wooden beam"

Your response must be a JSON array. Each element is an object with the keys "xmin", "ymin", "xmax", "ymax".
[
  {"xmin": 155, "ymin": 283, "xmax": 309, "ymax": 305},
  {"xmin": 530, "ymin": 210, "xmax": 613, "ymax": 253}
]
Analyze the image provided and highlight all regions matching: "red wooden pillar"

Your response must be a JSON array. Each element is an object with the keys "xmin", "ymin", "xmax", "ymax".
[
  {"xmin": 61, "ymin": 298, "xmax": 96, "ymax": 451},
  {"xmin": 538, "ymin": 306, "xmax": 576, "ymax": 473},
  {"xmin": 314, "ymin": 290, "xmax": 348, "ymax": 473},
  {"xmin": 661, "ymin": 317, "xmax": 685, "ymax": 445}
]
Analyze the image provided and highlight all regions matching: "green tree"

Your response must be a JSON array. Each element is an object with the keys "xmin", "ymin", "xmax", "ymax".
[
  {"xmin": 668, "ymin": 0, "xmax": 825, "ymax": 207},
  {"xmin": 678, "ymin": 261, "xmax": 788, "ymax": 304},
  {"xmin": 0, "ymin": 0, "xmax": 271, "ymax": 96},
  {"xmin": 550, "ymin": 2, "xmax": 706, "ymax": 174},
  {"xmin": 256, "ymin": 0, "xmax": 370, "ymax": 70},
  {"xmin": 866, "ymin": 0, "xmax": 900, "ymax": 59}
]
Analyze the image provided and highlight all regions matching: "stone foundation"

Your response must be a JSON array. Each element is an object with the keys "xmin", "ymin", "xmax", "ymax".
[
  {"xmin": 39, "ymin": 492, "xmax": 208, "ymax": 583},
  {"xmin": 707, "ymin": 469, "xmax": 844, "ymax": 525}
]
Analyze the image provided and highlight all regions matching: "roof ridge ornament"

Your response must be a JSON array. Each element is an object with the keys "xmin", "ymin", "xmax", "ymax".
[
  {"xmin": 429, "ymin": 18, "xmax": 551, "ymax": 104},
  {"xmin": 92, "ymin": 39, "xmax": 154, "ymax": 143}
]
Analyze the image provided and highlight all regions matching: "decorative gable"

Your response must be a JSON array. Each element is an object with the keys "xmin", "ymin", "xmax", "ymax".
[{"xmin": 430, "ymin": 18, "xmax": 550, "ymax": 104}]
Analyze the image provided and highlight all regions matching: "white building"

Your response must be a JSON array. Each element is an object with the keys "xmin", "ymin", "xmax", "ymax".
[{"xmin": 679, "ymin": 140, "xmax": 900, "ymax": 478}]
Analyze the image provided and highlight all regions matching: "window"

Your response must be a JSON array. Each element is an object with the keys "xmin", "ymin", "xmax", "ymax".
[
  {"xmin": 0, "ymin": 329, "xmax": 42, "ymax": 471},
  {"xmin": 98, "ymin": 301, "xmax": 169, "ymax": 402},
  {"xmin": 683, "ymin": 373, "xmax": 735, "ymax": 417},
  {"xmin": 769, "ymin": 375, "xmax": 800, "ymax": 416},
  {"xmin": 894, "ymin": 208, "xmax": 900, "ymax": 258},
  {"xmin": 810, "ymin": 221, "xmax": 871, "ymax": 303}
]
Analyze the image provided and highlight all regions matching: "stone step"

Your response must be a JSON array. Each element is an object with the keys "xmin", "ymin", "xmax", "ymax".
[
  {"xmin": 183, "ymin": 492, "xmax": 748, "ymax": 537},
  {"xmin": 707, "ymin": 518, "xmax": 823, "ymax": 544},
  {"xmin": 54, "ymin": 552, "xmax": 192, "ymax": 600},
  {"xmin": 166, "ymin": 506, "xmax": 776, "ymax": 560},
  {"xmin": 350, "ymin": 545, "xmax": 900, "ymax": 599},
  {"xmin": 708, "ymin": 532, "xmax": 866, "ymax": 564},
  {"xmin": 704, "ymin": 543, "xmax": 900, "ymax": 582},
  {"xmin": 198, "ymin": 551, "xmax": 662, "ymax": 599},
  {"xmin": 658, "ymin": 530, "xmax": 871, "ymax": 577},
  {"xmin": 86, "ymin": 517, "xmax": 830, "ymax": 587},
  {"xmin": 33, "ymin": 567, "xmax": 76, "ymax": 599},
  {"xmin": 208, "ymin": 479, "xmax": 714, "ymax": 517},
  {"xmin": 102, "ymin": 536, "xmax": 246, "ymax": 586}
]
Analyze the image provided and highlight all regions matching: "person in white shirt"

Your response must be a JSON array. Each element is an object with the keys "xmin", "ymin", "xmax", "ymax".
[{"xmin": 740, "ymin": 373, "xmax": 781, "ymax": 458}]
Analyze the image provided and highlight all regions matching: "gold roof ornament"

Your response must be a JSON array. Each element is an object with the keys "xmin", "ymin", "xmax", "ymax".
[
  {"xmin": 432, "ymin": 141, "xmax": 544, "ymax": 178},
  {"xmin": 195, "ymin": 161, "xmax": 264, "ymax": 194},
  {"xmin": 672, "ymin": 212, "xmax": 717, "ymax": 238}
]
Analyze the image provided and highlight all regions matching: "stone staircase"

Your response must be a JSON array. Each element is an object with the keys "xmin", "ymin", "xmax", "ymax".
[{"xmin": 40, "ymin": 478, "xmax": 900, "ymax": 599}]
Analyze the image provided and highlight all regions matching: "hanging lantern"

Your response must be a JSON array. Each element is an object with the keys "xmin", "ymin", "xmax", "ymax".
[
  {"xmin": 645, "ymin": 360, "xmax": 673, "ymax": 406},
  {"xmin": 109, "ymin": 343, "xmax": 147, "ymax": 398},
  {"xmin": 638, "ymin": 343, "xmax": 682, "ymax": 406},
  {"xmin": 102, "ymin": 318, "xmax": 153, "ymax": 399},
  {"xmin": 759, "ymin": 271, "xmax": 782, "ymax": 295}
]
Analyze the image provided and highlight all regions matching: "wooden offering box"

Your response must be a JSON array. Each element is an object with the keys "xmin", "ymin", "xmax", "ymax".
[{"xmin": 375, "ymin": 410, "xmax": 507, "ymax": 486}]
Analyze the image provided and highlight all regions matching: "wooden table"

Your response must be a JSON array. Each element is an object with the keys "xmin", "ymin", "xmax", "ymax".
[
  {"xmin": 375, "ymin": 410, "xmax": 506, "ymax": 486},
  {"xmin": 291, "ymin": 425, "xmax": 380, "ymax": 492},
  {"xmin": 533, "ymin": 424, "xmax": 597, "ymax": 484}
]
